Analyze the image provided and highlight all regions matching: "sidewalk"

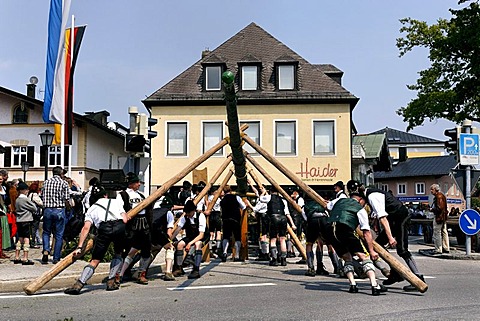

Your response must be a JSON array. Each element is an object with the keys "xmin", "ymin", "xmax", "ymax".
[{"xmin": 0, "ymin": 236, "xmax": 478, "ymax": 294}]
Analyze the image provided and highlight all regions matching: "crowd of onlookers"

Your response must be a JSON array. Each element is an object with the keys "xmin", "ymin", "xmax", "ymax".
[{"xmin": 0, "ymin": 168, "xmax": 84, "ymax": 265}]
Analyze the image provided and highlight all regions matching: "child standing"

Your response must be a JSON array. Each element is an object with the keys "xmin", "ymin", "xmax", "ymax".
[{"xmin": 13, "ymin": 182, "xmax": 37, "ymax": 265}]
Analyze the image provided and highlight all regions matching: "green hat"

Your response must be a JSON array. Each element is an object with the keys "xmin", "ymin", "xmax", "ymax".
[{"xmin": 126, "ymin": 172, "xmax": 140, "ymax": 184}]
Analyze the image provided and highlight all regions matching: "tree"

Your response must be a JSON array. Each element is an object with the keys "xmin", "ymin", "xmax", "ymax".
[{"xmin": 396, "ymin": 0, "xmax": 480, "ymax": 130}]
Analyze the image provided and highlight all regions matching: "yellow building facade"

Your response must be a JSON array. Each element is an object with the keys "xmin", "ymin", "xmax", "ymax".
[{"xmin": 144, "ymin": 23, "xmax": 358, "ymax": 194}]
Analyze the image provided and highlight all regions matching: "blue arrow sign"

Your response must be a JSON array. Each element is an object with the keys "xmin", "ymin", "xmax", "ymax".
[{"xmin": 459, "ymin": 209, "xmax": 480, "ymax": 236}]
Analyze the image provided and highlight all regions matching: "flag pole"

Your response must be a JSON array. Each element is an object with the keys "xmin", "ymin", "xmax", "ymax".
[{"xmin": 67, "ymin": 14, "xmax": 74, "ymax": 178}]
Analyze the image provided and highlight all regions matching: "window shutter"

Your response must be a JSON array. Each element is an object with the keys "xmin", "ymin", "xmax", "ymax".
[
  {"xmin": 4, "ymin": 147, "xmax": 11, "ymax": 167},
  {"xmin": 40, "ymin": 146, "xmax": 46, "ymax": 167},
  {"xmin": 27, "ymin": 146, "xmax": 34, "ymax": 167}
]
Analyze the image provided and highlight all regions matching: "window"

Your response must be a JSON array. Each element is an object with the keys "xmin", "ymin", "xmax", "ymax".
[
  {"xmin": 167, "ymin": 122, "xmax": 187, "ymax": 156},
  {"xmin": 12, "ymin": 103, "xmax": 28, "ymax": 124},
  {"xmin": 278, "ymin": 65, "xmax": 295, "ymax": 90},
  {"xmin": 203, "ymin": 122, "xmax": 223, "ymax": 155},
  {"xmin": 49, "ymin": 146, "xmax": 62, "ymax": 166},
  {"xmin": 12, "ymin": 146, "xmax": 28, "ymax": 166},
  {"xmin": 240, "ymin": 121, "xmax": 260, "ymax": 155},
  {"xmin": 381, "ymin": 184, "xmax": 389, "ymax": 192},
  {"xmin": 313, "ymin": 120, "xmax": 335, "ymax": 155},
  {"xmin": 275, "ymin": 121, "xmax": 296, "ymax": 155},
  {"xmin": 241, "ymin": 66, "xmax": 258, "ymax": 90},
  {"xmin": 205, "ymin": 66, "xmax": 221, "ymax": 91},
  {"xmin": 415, "ymin": 182, "xmax": 425, "ymax": 195},
  {"xmin": 398, "ymin": 183, "xmax": 406, "ymax": 195}
]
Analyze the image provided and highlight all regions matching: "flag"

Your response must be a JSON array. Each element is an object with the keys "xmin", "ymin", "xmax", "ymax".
[
  {"xmin": 53, "ymin": 25, "xmax": 86, "ymax": 145},
  {"xmin": 43, "ymin": 0, "xmax": 71, "ymax": 125}
]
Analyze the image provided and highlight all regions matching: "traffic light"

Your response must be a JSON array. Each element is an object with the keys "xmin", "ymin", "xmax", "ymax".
[
  {"xmin": 444, "ymin": 127, "xmax": 459, "ymax": 152},
  {"xmin": 125, "ymin": 134, "xmax": 146, "ymax": 153},
  {"xmin": 138, "ymin": 114, "xmax": 158, "ymax": 140}
]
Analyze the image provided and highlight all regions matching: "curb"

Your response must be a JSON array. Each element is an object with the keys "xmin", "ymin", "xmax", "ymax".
[{"xmin": 418, "ymin": 249, "xmax": 480, "ymax": 260}]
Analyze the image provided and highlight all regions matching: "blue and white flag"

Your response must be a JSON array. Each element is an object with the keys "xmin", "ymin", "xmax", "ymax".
[{"xmin": 43, "ymin": 0, "xmax": 71, "ymax": 124}]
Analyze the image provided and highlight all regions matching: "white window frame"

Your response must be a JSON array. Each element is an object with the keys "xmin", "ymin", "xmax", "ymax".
[
  {"xmin": 381, "ymin": 184, "xmax": 389, "ymax": 192},
  {"xmin": 166, "ymin": 121, "xmax": 188, "ymax": 157},
  {"xmin": 12, "ymin": 146, "xmax": 28, "ymax": 167},
  {"xmin": 240, "ymin": 120, "xmax": 261, "ymax": 155},
  {"xmin": 312, "ymin": 120, "xmax": 335, "ymax": 156},
  {"xmin": 278, "ymin": 65, "xmax": 295, "ymax": 90},
  {"xmin": 202, "ymin": 121, "xmax": 224, "ymax": 156},
  {"xmin": 274, "ymin": 120, "xmax": 297, "ymax": 156},
  {"xmin": 49, "ymin": 146, "xmax": 62, "ymax": 166},
  {"xmin": 241, "ymin": 65, "xmax": 258, "ymax": 90},
  {"xmin": 205, "ymin": 66, "xmax": 221, "ymax": 91},
  {"xmin": 415, "ymin": 182, "xmax": 425, "ymax": 195},
  {"xmin": 397, "ymin": 183, "xmax": 407, "ymax": 195}
]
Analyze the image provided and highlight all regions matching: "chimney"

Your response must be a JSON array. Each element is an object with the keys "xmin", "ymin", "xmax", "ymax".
[
  {"xmin": 201, "ymin": 48, "xmax": 210, "ymax": 59},
  {"xmin": 27, "ymin": 76, "xmax": 38, "ymax": 98},
  {"xmin": 398, "ymin": 146, "xmax": 407, "ymax": 162}
]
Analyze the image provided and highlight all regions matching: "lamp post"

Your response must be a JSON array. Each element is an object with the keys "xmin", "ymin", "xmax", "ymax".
[
  {"xmin": 39, "ymin": 129, "xmax": 55, "ymax": 180},
  {"xmin": 21, "ymin": 161, "xmax": 30, "ymax": 182}
]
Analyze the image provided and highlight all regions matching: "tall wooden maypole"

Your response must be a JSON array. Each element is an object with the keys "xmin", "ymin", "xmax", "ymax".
[{"xmin": 222, "ymin": 70, "xmax": 248, "ymax": 195}]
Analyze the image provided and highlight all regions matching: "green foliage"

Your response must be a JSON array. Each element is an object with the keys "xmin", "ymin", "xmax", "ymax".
[
  {"xmin": 396, "ymin": 0, "xmax": 480, "ymax": 130},
  {"xmin": 471, "ymin": 196, "xmax": 480, "ymax": 208}
]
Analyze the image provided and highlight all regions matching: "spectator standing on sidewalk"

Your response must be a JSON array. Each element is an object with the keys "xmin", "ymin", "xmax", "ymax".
[
  {"xmin": 41, "ymin": 166, "xmax": 70, "ymax": 264},
  {"xmin": 430, "ymin": 184, "xmax": 450, "ymax": 254},
  {"xmin": 13, "ymin": 182, "xmax": 36, "ymax": 265},
  {"xmin": 28, "ymin": 181, "xmax": 43, "ymax": 248}
]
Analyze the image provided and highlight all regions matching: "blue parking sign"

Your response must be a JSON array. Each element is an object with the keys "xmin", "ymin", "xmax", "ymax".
[
  {"xmin": 459, "ymin": 133, "xmax": 480, "ymax": 165},
  {"xmin": 459, "ymin": 209, "xmax": 480, "ymax": 236}
]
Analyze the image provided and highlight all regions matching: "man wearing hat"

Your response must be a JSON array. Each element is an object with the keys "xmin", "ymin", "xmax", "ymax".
[
  {"xmin": 13, "ymin": 182, "xmax": 37, "ymax": 265},
  {"xmin": 64, "ymin": 185, "xmax": 129, "ymax": 295},
  {"xmin": 117, "ymin": 172, "xmax": 153, "ymax": 285},
  {"xmin": 333, "ymin": 181, "xmax": 347, "ymax": 199}
]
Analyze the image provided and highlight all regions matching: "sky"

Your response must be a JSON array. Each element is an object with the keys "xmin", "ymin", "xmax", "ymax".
[{"xmin": 0, "ymin": 0, "xmax": 468, "ymax": 141}]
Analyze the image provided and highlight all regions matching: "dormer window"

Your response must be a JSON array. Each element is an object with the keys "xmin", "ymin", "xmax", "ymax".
[
  {"xmin": 278, "ymin": 65, "xmax": 295, "ymax": 90},
  {"xmin": 241, "ymin": 65, "xmax": 258, "ymax": 90},
  {"xmin": 205, "ymin": 66, "xmax": 222, "ymax": 91}
]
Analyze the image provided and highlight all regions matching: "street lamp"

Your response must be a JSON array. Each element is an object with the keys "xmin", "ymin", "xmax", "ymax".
[
  {"xmin": 39, "ymin": 129, "xmax": 55, "ymax": 180},
  {"xmin": 21, "ymin": 161, "xmax": 30, "ymax": 182}
]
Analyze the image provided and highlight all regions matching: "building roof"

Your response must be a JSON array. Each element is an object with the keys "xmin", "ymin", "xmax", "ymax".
[
  {"xmin": 374, "ymin": 155, "xmax": 456, "ymax": 179},
  {"xmin": 144, "ymin": 22, "xmax": 358, "ymax": 107},
  {"xmin": 353, "ymin": 133, "xmax": 392, "ymax": 172},
  {"xmin": 369, "ymin": 127, "xmax": 443, "ymax": 145}
]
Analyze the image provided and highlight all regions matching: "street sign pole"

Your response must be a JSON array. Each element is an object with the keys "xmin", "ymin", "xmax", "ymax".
[{"xmin": 462, "ymin": 121, "xmax": 473, "ymax": 254}]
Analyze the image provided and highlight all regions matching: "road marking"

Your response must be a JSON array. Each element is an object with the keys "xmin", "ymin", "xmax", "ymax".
[
  {"xmin": 0, "ymin": 292, "xmax": 65, "ymax": 299},
  {"xmin": 167, "ymin": 282, "xmax": 276, "ymax": 291}
]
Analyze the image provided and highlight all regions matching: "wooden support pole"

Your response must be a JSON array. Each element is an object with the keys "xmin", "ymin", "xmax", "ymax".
[
  {"xmin": 23, "ymin": 127, "xmax": 247, "ymax": 296},
  {"xmin": 245, "ymin": 153, "xmax": 306, "ymax": 260},
  {"xmin": 356, "ymin": 229, "xmax": 428, "ymax": 293},
  {"xmin": 23, "ymin": 238, "xmax": 95, "ymax": 295},
  {"xmin": 247, "ymin": 165, "xmax": 267, "ymax": 195},
  {"xmin": 243, "ymin": 135, "xmax": 426, "ymax": 291},
  {"xmin": 243, "ymin": 134, "xmax": 327, "ymax": 208}
]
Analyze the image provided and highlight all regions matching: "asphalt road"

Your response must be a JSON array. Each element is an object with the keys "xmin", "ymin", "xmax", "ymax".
[{"xmin": 1, "ymin": 249, "xmax": 480, "ymax": 321}]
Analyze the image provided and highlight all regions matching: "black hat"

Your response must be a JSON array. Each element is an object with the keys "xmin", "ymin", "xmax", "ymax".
[
  {"xmin": 347, "ymin": 180, "xmax": 362, "ymax": 193},
  {"xmin": 17, "ymin": 182, "xmax": 29, "ymax": 191},
  {"xmin": 161, "ymin": 196, "xmax": 174, "ymax": 208},
  {"xmin": 334, "ymin": 181, "xmax": 344, "ymax": 189},
  {"xmin": 126, "ymin": 172, "xmax": 140, "ymax": 184},
  {"xmin": 90, "ymin": 184, "xmax": 107, "ymax": 205},
  {"xmin": 182, "ymin": 180, "xmax": 192, "ymax": 189},
  {"xmin": 184, "ymin": 200, "xmax": 196, "ymax": 213}
]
